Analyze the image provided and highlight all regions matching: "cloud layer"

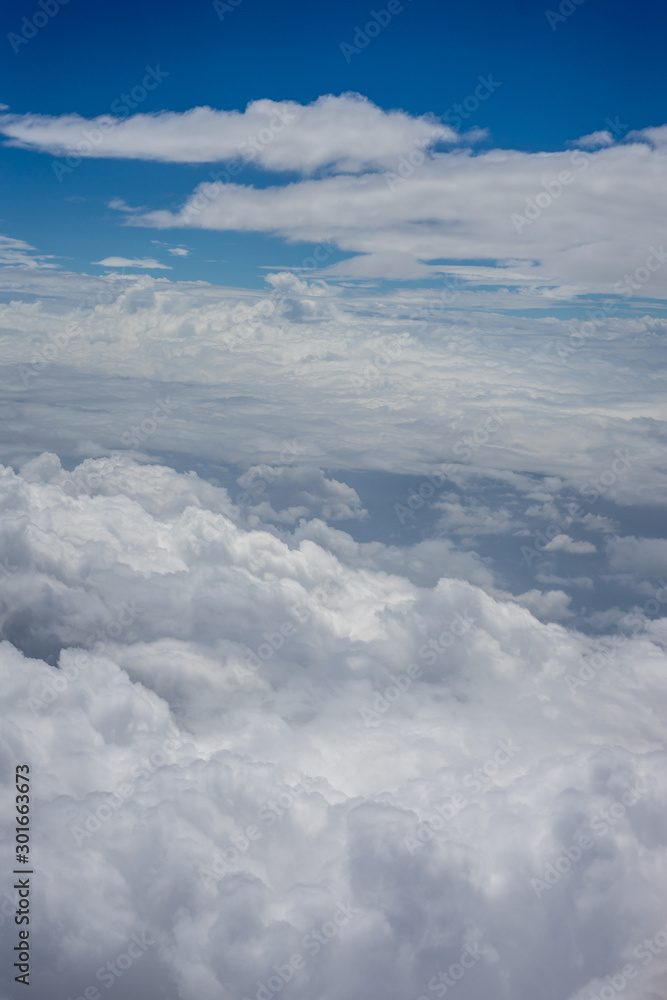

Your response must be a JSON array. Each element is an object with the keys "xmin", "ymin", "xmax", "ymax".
[{"xmin": 1, "ymin": 268, "xmax": 666, "ymax": 505}]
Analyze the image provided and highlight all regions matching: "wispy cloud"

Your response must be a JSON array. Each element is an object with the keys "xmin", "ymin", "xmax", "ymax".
[{"xmin": 0, "ymin": 233, "xmax": 58, "ymax": 268}]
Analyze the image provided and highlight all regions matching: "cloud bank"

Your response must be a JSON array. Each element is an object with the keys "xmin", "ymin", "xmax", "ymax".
[
  {"xmin": 1, "ymin": 454, "xmax": 666, "ymax": 1000},
  {"xmin": 1, "ymin": 269, "xmax": 666, "ymax": 505}
]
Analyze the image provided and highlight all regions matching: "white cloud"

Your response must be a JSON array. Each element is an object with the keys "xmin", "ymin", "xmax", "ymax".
[
  {"xmin": 237, "ymin": 465, "xmax": 368, "ymax": 524},
  {"xmin": 512, "ymin": 587, "xmax": 573, "ymax": 620},
  {"xmin": 580, "ymin": 512, "xmax": 618, "ymax": 533},
  {"xmin": 120, "ymin": 137, "xmax": 667, "ymax": 294},
  {"xmin": 627, "ymin": 125, "xmax": 667, "ymax": 148},
  {"xmin": 0, "ymin": 94, "xmax": 454, "ymax": 172},
  {"xmin": 108, "ymin": 197, "xmax": 135, "ymax": 212},
  {"xmin": 91, "ymin": 256, "xmax": 171, "ymax": 269},
  {"xmin": 150, "ymin": 239, "xmax": 191, "ymax": 256},
  {"xmin": 571, "ymin": 129, "xmax": 614, "ymax": 149},
  {"xmin": 542, "ymin": 534, "xmax": 597, "ymax": 554}
]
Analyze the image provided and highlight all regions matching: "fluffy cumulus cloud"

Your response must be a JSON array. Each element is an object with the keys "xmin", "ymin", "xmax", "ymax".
[
  {"xmin": 1, "ymin": 453, "xmax": 667, "ymax": 1000},
  {"xmin": 236, "ymin": 464, "xmax": 369, "ymax": 525},
  {"xmin": 542, "ymin": 534, "xmax": 597, "ymax": 554},
  {"xmin": 512, "ymin": 587, "xmax": 573, "ymax": 620}
]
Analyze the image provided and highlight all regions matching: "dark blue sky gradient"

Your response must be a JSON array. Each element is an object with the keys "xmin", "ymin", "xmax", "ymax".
[{"xmin": 1, "ymin": 0, "xmax": 665, "ymax": 285}]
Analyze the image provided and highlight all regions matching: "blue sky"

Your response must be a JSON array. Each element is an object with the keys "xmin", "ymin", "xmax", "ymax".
[{"xmin": 2, "ymin": 0, "xmax": 667, "ymax": 288}]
